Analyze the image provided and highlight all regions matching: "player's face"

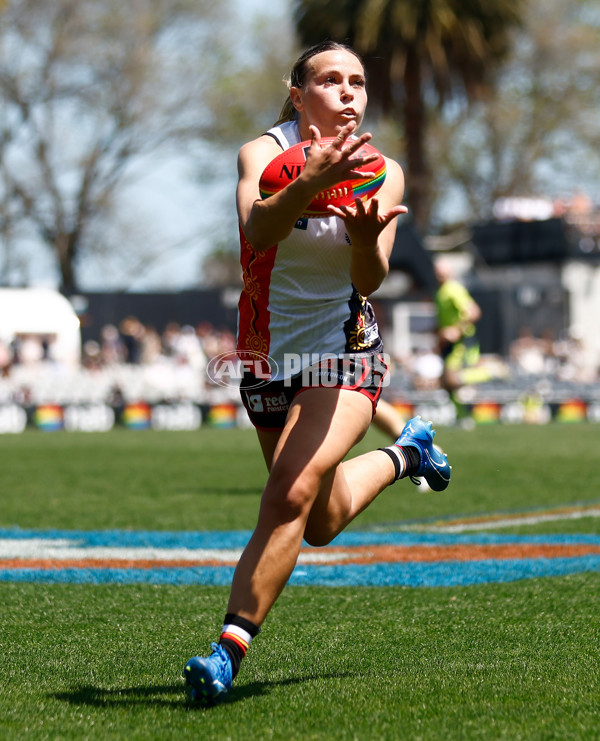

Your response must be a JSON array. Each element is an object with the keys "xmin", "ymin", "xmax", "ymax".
[{"xmin": 291, "ymin": 50, "xmax": 368, "ymax": 138}]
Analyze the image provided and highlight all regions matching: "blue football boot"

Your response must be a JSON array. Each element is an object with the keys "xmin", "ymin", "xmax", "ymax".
[
  {"xmin": 183, "ymin": 643, "xmax": 233, "ymax": 705},
  {"xmin": 396, "ymin": 416, "xmax": 451, "ymax": 492}
]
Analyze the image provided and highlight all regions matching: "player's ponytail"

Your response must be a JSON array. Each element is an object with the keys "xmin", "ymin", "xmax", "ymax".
[{"xmin": 274, "ymin": 96, "xmax": 297, "ymax": 125}]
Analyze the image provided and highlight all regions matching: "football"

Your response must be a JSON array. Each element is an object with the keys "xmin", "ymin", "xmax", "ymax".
[{"xmin": 259, "ymin": 137, "xmax": 386, "ymax": 218}]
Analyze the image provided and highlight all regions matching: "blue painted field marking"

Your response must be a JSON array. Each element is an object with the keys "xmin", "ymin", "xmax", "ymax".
[
  {"xmin": 2, "ymin": 527, "xmax": 600, "ymax": 547},
  {"xmin": 1, "ymin": 556, "xmax": 599, "ymax": 587},
  {"xmin": 1, "ymin": 528, "xmax": 600, "ymax": 587}
]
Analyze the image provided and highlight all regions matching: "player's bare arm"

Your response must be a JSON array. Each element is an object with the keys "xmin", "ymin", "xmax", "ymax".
[
  {"xmin": 330, "ymin": 157, "xmax": 407, "ymax": 296},
  {"xmin": 236, "ymin": 136, "xmax": 313, "ymax": 250}
]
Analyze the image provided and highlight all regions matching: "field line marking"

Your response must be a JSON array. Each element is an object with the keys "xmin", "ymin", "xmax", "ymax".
[{"xmin": 417, "ymin": 507, "xmax": 600, "ymax": 533}]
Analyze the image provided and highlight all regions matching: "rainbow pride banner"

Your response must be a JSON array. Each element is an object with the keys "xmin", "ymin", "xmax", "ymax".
[
  {"xmin": 471, "ymin": 402, "xmax": 501, "ymax": 425},
  {"xmin": 34, "ymin": 404, "xmax": 64, "ymax": 431},
  {"xmin": 206, "ymin": 403, "xmax": 237, "ymax": 428},
  {"xmin": 122, "ymin": 402, "xmax": 152, "ymax": 430},
  {"xmin": 554, "ymin": 399, "xmax": 588, "ymax": 423}
]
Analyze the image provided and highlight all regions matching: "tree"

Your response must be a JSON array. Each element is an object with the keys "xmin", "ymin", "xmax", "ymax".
[
  {"xmin": 0, "ymin": 0, "xmax": 236, "ymax": 292},
  {"xmin": 293, "ymin": 0, "xmax": 524, "ymax": 230},
  {"xmin": 429, "ymin": 0, "xmax": 600, "ymax": 225}
]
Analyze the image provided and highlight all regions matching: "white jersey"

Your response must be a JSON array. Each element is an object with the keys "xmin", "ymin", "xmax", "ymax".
[{"xmin": 237, "ymin": 121, "xmax": 383, "ymax": 381}]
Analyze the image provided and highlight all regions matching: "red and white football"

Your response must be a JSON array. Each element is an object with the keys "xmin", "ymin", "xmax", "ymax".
[{"xmin": 259, "ymin": 137, "xmax": 386, "ymax": 218}]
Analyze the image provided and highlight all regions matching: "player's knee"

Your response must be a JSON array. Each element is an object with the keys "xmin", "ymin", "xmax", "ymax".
[
  {"xmin": 303, "ymin": 492, "xmax": 351, "ymax": 548},
  {"xmin": 262, "ymin": 467, "xmax": 320, "ymax": 522},
  {"xmin": 303, "ymin": 526, "xmax": 336, "ymax": 548}
]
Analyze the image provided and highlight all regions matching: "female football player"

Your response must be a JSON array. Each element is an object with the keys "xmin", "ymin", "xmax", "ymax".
[{"xmin": 184, "ymin": 41, "xmax": 451, "ymax": 704}]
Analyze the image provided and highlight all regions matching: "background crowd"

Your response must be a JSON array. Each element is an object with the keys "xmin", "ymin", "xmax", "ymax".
[
  {"xmin": 0, "ymin": 311, "xmax": 597, "ymax": 412},
  {"xmin": 0, "ymin": 319, "xmax": 237, "ymax": 408}
]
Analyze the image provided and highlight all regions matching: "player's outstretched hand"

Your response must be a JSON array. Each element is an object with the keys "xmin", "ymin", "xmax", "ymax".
[
  {"xmin": 328, "ymin": 197, "xmax": 408, "ymax": 240},
  {"xmin": 303, "ymin": 124, "xmax": 378, "ymax": 189}
]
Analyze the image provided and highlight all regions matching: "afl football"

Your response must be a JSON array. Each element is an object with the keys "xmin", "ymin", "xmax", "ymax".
[{"xmin": 259, "ymin": 137, "xmax": 386, "ymax": 218}]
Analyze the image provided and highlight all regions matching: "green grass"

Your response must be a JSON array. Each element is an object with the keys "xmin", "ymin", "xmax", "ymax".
[
  {"xmin": 1, "ymin": 425, "xmax": 600, "ymax": 739},
  {"xmin": 0, "ymin": 428, "xmax": 268, "ymax": 531},
  {"xmin": 2, "ymin": 579, "xmax": 599, "ymax": 740},
  {"xmin": 2, "ymin": 424, "xmax": 599, "ymax": 533}
]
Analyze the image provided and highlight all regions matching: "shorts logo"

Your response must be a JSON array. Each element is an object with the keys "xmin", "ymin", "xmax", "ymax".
[
  {"xmin": 245, "ymin": 393, "xmax": 264, "ymax": 413},
  {"xmin": 207, "ymin": 351, "xmax": 277, "ymax": 389},
  {"xmin": 244, "ymin": 391, "xmax": 289, "ymax": 414}
]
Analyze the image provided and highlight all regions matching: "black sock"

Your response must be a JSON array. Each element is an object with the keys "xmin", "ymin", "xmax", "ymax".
[
  {"xmin": 219, "ymin": 613, "xmax": 261, "ymax": 679},
  {"xmin": 379, "ymin": 444, "xmax": 421, "ymax": 482},
  {"xmin": 400, "ymin": 445, "xmax": 421, "ymax": 477},
  {"xmin": 218, "ymin": 637, "xmax": 244, "ymax": 679}
]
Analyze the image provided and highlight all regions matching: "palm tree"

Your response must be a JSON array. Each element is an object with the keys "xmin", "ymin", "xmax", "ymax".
[{"xmin": 294, "ymin": 0, "xmax": 524, "ymax": 230}]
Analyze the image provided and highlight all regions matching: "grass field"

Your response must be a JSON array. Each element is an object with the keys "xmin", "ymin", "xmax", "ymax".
[{"xmin": 1, "ymin": 424, "xmax": 600, "ymax": 739}]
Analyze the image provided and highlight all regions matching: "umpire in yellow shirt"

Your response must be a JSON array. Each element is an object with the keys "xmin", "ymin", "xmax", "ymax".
[{"xmin": 434, "ymin": 258, "xmax": 483, "ymax": 393}]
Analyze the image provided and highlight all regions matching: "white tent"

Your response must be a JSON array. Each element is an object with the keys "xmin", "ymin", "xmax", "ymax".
[{"xmin": 0, "ymin": 288, "xmax": 81, "ymax": 367}]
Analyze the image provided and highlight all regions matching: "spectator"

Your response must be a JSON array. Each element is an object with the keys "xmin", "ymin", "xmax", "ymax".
[
  {"xmin": 0, "ymin": 340, "xmax": 12, "ymax": 376},
  {"xmin": 510, "ymin": 327, "xmax": 548, "ymax": 376},
  {"xmin": 119, "ymin": 316, "xmax": 144, "ymax": 364},
  {"xmin": 100, "ymin": 324, "xmax": 124, "ymax": 365}
]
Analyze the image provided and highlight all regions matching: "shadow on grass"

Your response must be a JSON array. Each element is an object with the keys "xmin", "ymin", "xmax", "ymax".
[{"xmin": 51, "ymin": 672, "xmax": 351, "ymax": 710}]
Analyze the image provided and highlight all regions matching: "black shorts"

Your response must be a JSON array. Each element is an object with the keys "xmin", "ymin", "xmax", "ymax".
[{"xmin": 239, "ymin": 353, "xmax": 389, "ymax": 430}]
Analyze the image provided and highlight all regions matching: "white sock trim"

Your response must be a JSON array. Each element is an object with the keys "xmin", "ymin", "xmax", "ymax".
[
  {"xmin": 385, "ymin": 445, "xmax": 407, "ymax": 479},
  {"xmin": 222, "ymin": 623, "xmax": 253, "ymax": 646}
]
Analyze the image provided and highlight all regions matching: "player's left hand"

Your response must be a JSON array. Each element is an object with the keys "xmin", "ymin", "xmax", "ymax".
[{"xmin": 328, "ymin": 197, "xmax": 408, "ymax": 241}]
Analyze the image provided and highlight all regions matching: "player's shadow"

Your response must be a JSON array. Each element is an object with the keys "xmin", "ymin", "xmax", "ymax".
[
  {"xmin": 51, "ymin": 684, "xmax": 183, "ymax": 710},
  {"xmin": 51, "ymin": 672, "xmax": 351, "ymax": 709}
]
